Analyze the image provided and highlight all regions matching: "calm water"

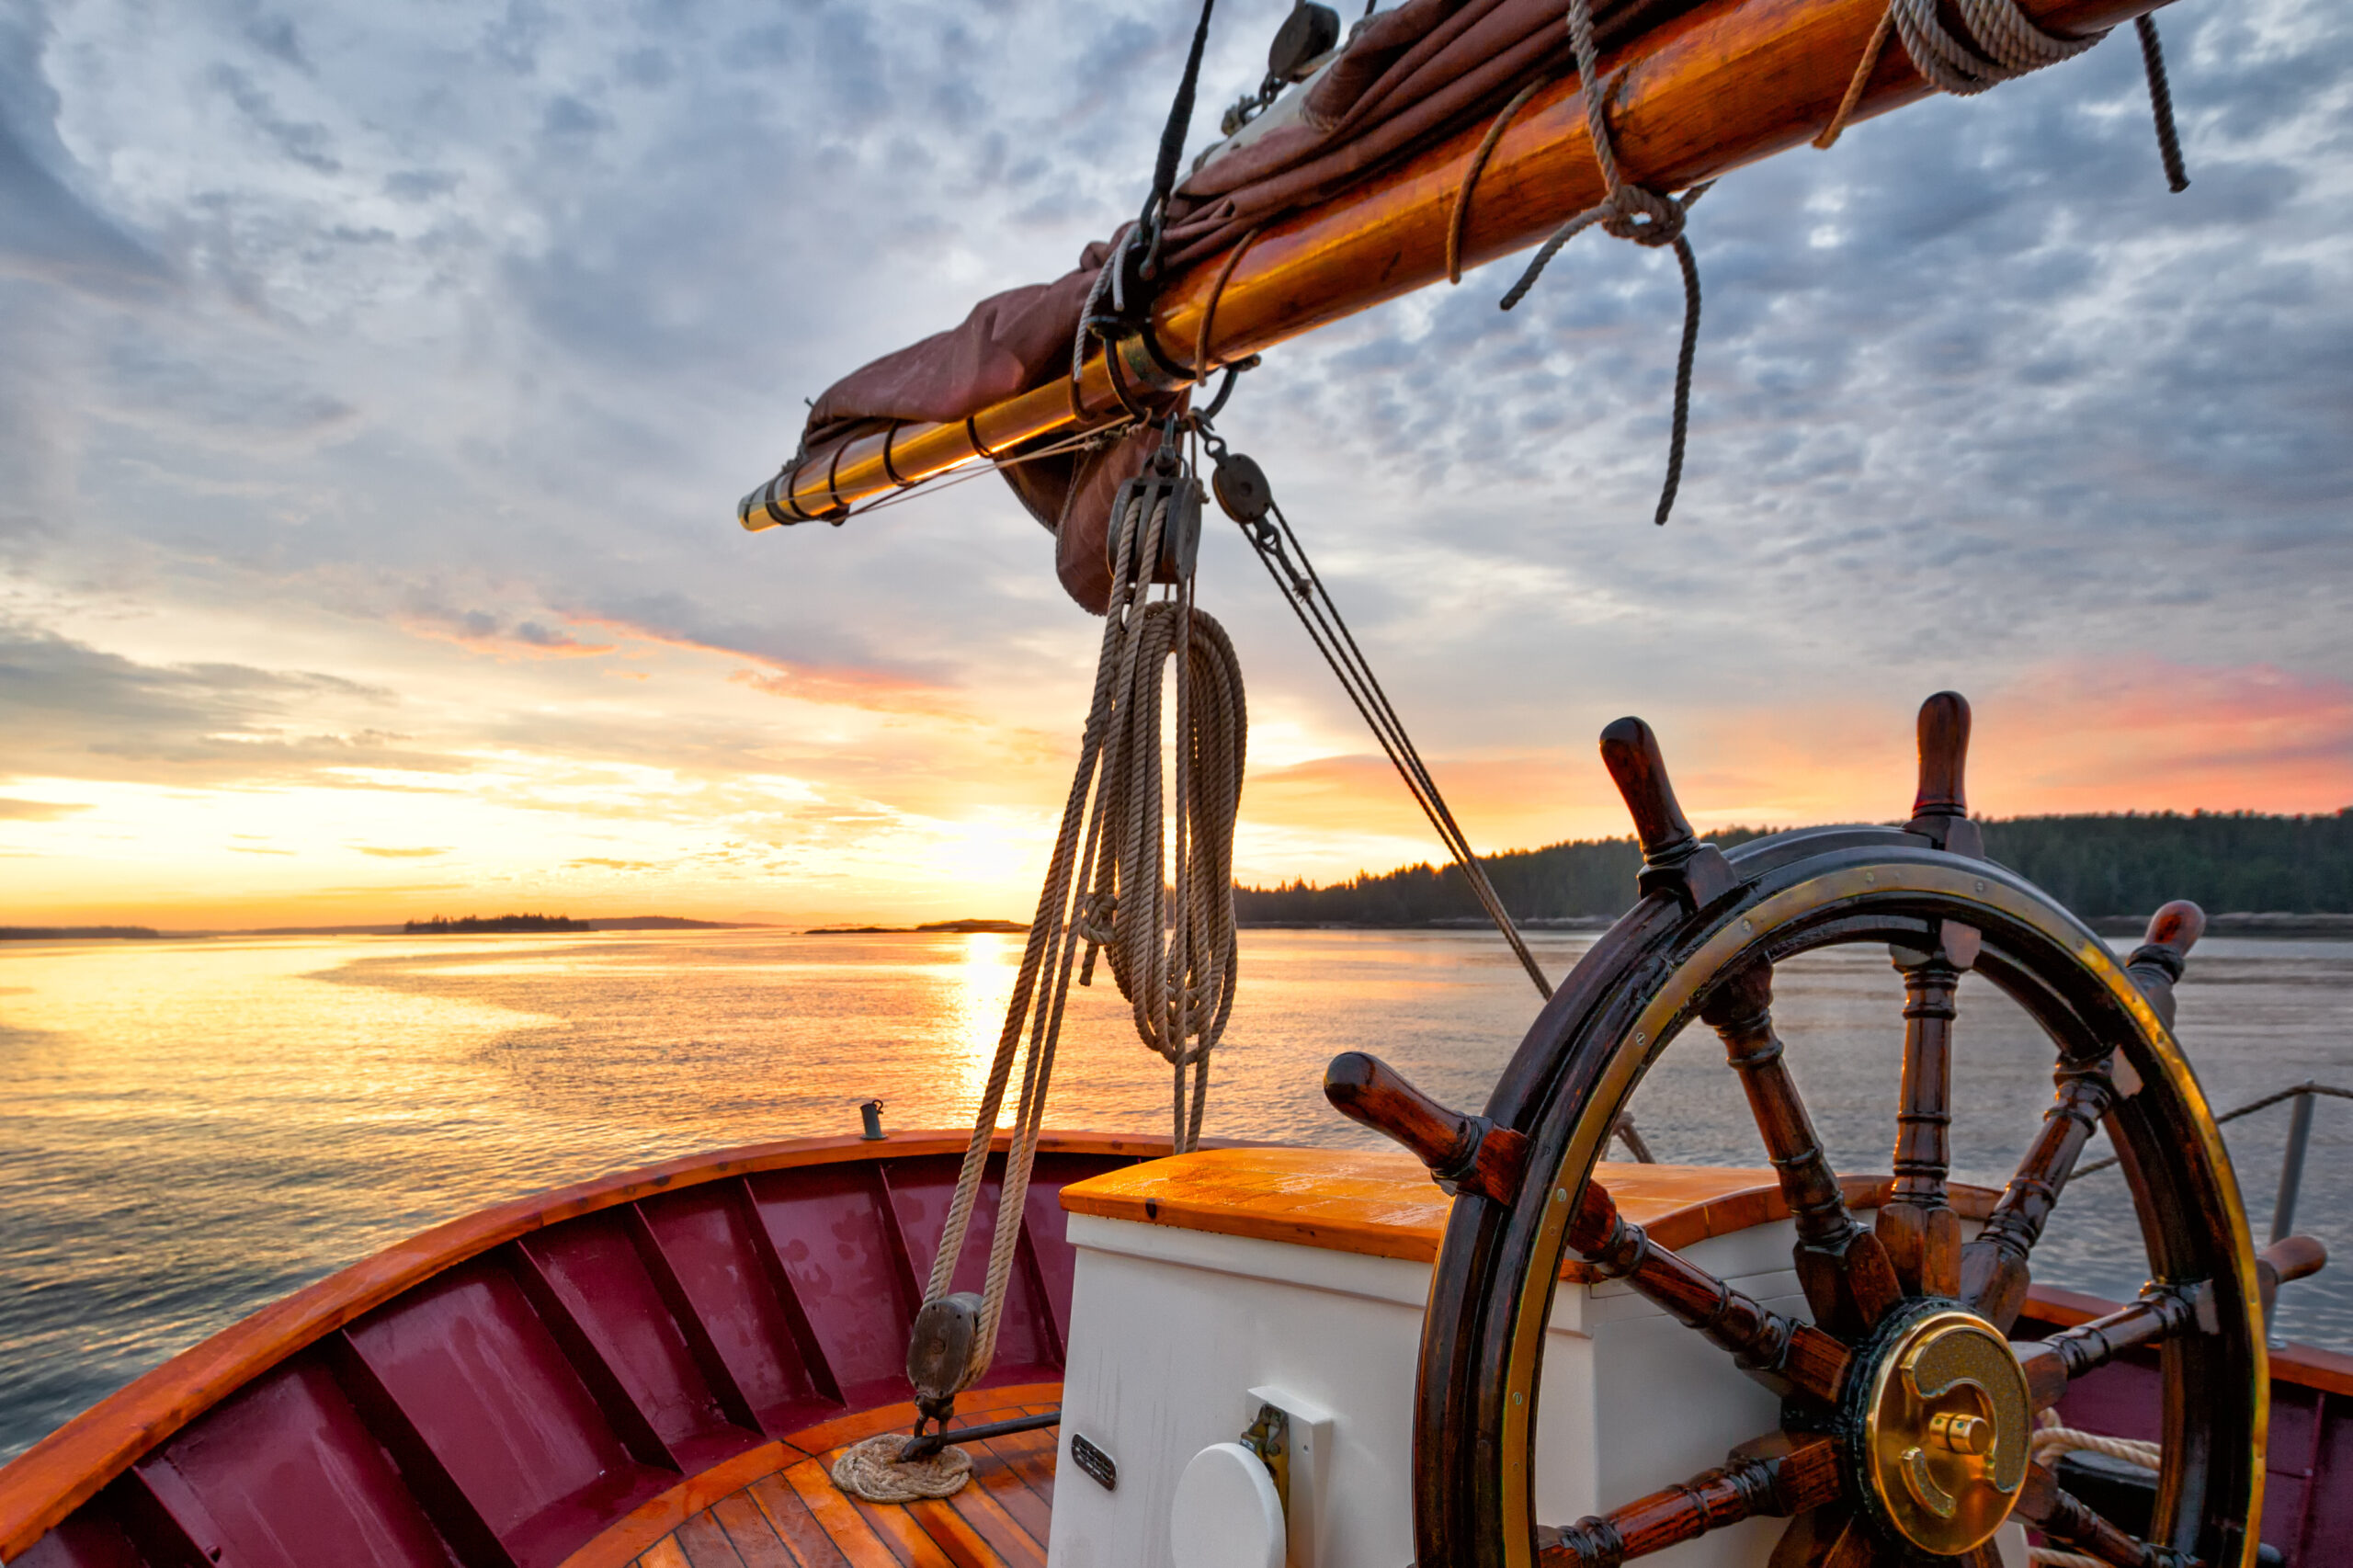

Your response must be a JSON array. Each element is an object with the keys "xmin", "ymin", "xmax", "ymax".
[{"xmin": 2, "ymin": 927, "xmax": 2348, "ymax": 1460}]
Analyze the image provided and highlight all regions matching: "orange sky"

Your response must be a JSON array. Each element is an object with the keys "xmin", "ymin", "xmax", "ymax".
[
  {"xmin": 4, "ymin": 0, "xmax": 2348, "ymax": 931},
  {"xmin": 6, "ymin": 598, "xmax": 2347, "ymax": 933}
]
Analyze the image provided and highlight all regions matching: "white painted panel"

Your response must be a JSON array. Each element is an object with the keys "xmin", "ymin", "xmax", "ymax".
[{"xmin": 1050, "ymin": 1209, "xmax": 1969, "ymax": 1568}]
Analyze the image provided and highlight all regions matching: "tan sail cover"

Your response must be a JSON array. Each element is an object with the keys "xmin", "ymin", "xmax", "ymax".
[{"xmin": 800, "ymin": 0, "xmax": 1688, "ymax": 608}]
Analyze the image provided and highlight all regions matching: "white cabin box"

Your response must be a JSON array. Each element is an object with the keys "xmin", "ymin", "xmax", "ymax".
[{"xmin": 1040, "ymin": 1147, "xmax": 2022, "ymax": 1568}]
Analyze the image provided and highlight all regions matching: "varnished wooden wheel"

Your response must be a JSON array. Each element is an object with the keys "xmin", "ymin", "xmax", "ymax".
[{"xmin": 1344, "ymin": 695, "xmax": 2269, "ymax": 1568}]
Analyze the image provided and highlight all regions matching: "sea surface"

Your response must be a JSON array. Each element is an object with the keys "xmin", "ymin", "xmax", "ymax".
[{"xmin": 3, "ymin": 926, "xmax": 2348, "ymax": 1461}]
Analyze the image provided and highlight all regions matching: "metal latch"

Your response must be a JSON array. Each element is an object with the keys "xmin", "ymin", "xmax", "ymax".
[{"xmin": 1239, "ymin": 1402, "xmax": 1290, "ymax": 1514}]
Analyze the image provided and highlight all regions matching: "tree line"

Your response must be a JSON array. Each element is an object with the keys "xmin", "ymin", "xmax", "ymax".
[{"xmin": 1233, "ymin": 811, "xmax": 2353, "ymax": 925}]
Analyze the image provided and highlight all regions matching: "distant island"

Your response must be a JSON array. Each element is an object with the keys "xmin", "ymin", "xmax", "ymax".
[
  {"xmin": 404, "ymin": 913, "xmax": 590, "ymax": 933},
  {"xmin": 1235, "ymin": 811, "xmax": 2353, "ymax": 928},
  {"xmin": 804, "ymin": 918, "xmax": 1029, "ymax": 935},
  {"xmin": 0, "ymin": 925, "xmax": 162, "ymax": 941}
]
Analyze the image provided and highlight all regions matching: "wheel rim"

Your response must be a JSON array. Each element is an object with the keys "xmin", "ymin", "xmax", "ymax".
[{"xmin": 1413, "ymin": 832, "xmax": 2268, "ymax": 1568}]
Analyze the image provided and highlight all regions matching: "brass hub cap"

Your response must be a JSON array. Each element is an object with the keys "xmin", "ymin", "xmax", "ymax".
[{"xmin": 1851, "ymin": 1306, "xmax": 2030, "ymax": 1555}]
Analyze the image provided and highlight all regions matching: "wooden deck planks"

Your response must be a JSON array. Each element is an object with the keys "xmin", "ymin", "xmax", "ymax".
[
  {"xmin": 677, "ymin": 1506, "xmax": 757, "ymax": 1567},
  {"xmin": 626, "ymin": 1420, "xmax": 1054, "ymax": 1568},
  {"xmin": 621, "ymin": 1382, "xmax": 1055, "ymax": 1568},
  {"xmin": 780, "ymin": 1459, "xmax": 907, "ymax": 1568},
  {"xmin": 745, "ymin": 1473, "xmax": 855, "ymax": 1568},
  {"xmin": 709, "ymin": 1492, "xmax": 801, "ymax": 1568}
]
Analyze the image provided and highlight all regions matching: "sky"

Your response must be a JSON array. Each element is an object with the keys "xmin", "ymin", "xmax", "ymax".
[{"xmin": 0, "ymin": 0, "xmax": 2348, "ymax": 929}]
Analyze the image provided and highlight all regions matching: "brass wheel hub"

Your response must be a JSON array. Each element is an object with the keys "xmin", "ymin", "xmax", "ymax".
[{"xmin": 1847, "ymin": 1304, "xmax": 2031, "ymax": 1556}]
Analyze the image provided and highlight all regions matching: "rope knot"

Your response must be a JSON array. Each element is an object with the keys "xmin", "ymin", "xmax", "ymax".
[
  {"xmin": 1597, "ymin": 181, "xmax": 1686, "ymax": 247},
  {"xmin": 1074, "ymin": 891, "xmax": 1119, "ymax": 948},
  {"xmin": 1495, "ymin": 0, "xmax": 1709, "ymax": 524}
]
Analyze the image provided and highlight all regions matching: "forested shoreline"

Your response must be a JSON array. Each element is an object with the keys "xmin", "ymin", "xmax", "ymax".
[{"xmin": 1233, "ymin": 812, "xmax": 2353, "ymax": 926}]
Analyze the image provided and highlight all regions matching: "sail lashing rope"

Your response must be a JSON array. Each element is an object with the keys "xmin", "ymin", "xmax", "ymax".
[
  {"xmin": 1490, "ymin": 0, "xmax": 2190, "ymax": 532},
  {"xmin": 839, "ymin": 428, "xmax": 1245, "ymax": 1501},
  {"xmin": 1813, "ymin": 0, "xmax": 2191, "ymax": 196}
]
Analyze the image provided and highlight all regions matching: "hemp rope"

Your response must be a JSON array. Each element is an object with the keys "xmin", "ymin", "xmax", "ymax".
[
  {"xmin": 1447, "ymin": 81, "xmax": 1542, "ymax": 286},
  {"xmin": 1499, "ymin": 0, "xmax": 1710, "ymax": 527},
  {"xmin": 831, "ymin": 1433, "xmax": 973, "ymax": 1501},
  {"xmin": 865, "ymin": 469, "xmax": 1242, "ymax": 1504},
  {"xmin": 1193, "ymin": 226, "xmax": 1265, "ymax": 378},
  {"xmin": 2031, "ymin": 1415, "xmax": 2163, "ymax": 1472},
  {"xmin": 1813, "ymin": 0, "xmax": 2188, "ymax": 196},
  {"xmin": 2024, "ymin": 1409, "xmax": 2163, "ymax": 1564}
]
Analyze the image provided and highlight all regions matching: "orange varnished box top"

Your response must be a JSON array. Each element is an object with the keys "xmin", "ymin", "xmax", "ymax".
[{"xmin": 1055, "ymin": 1146, "xmax": 1963, "ymax": 1282}]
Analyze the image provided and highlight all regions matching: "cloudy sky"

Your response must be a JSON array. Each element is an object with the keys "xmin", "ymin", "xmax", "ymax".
[{"xmin": 1, "ymin": 0, "xmax": 2347, "ymax": 929}]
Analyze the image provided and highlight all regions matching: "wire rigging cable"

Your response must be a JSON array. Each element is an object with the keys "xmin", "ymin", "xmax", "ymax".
[
  {"xmin": 1199, "ymin": 416, "xmax": 1656, "ymax": 1164},
  {"xmin": 1201, "ymin": 423, "xmax": 1552, "ymax": 1000}
]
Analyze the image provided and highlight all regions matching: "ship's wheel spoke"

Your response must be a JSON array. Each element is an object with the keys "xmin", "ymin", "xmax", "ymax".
[
  {"xmin": 2018, "ymin": 1460, "xmax": 2169, "ymax": 1567},
  {"xmin": 1566, "ymin": 1179, "xmax": 1850, "ymax": 1403},
  {"xmin": 1702, "ymin": 960, "xmax": 1902, "ymax": 1337},
  {"xmin": 1961, "ymin": 1053, "xmax": 2118, "ymax": 1330},
  {"xmin": 1764, "ymin": 1505, "xmax": 1879, "ymax": 1568},
  {"xmin": 1878, "ymin": 926, "xmax": 1974, "ymax": 1299},
  {"xmin": 1538, "ymin": 1432, "xmax": 1843, "ymax": 1567},
  {"xmin": 2013, "ymin": 1285, "xmax": 2206, "ymax": 1410}
]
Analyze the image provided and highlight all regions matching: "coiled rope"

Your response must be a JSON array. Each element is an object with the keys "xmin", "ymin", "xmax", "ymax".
[
  {"xmin": 842, "ymin": 456, "xmax": 1245, "ymax": 1506},
  {"xmin": 1499, "ymin": 0, "xmax": 1711, "ymax": 527},
  {"xmin": 1813, "ymin": 0, "xmax": 2189, "ymax": 196},
  {"xmin": 2024, "ymin": 1411, "xmax": 2164, "ymax": 1567}
]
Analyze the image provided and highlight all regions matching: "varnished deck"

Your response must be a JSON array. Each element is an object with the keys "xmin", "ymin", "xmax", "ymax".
[{"xmin": 594, "ymin": 1386, "xmax": 1060, "ymax": 1568}]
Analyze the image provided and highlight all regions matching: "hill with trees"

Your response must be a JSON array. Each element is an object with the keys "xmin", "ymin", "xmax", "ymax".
[{"xmin": 1233, "ymin": 811, "xmax": 2353, "ymax": 926}]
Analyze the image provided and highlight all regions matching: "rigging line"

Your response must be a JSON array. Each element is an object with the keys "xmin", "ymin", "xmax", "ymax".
[
  {"xmin": 1813, "ymin": 0, "xmax": 2188, "ymax": 194},
  {"xmin": 1262, "ymin": 501, "xmax": 1545, "ymax": 989},
  {"xmin": 1233, "ymin": 486, "xmax": 1552, "ymax": 1000},
  {"xmin": 2067, "ymin": 1082, "xmax": 2352, "ymax": 1182},
  {"xmin": 2134, "ymin": 15, "xmax": 2189, "ymax": 194},
  {"xmin": 1446, "ymin": 80, "xmax": 1542, "ymax": 286},
  {"xmin": 1498, "ymin": 0, "xmax": 1711, "ymax": 526},
  {"xmin": 833, "ymin": 424, "xmax": 1136, "ymax": 520}
]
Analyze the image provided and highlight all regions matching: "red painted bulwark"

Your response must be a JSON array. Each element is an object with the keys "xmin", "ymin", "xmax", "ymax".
[
  {"xmin": 5, "ymin": 1135, "xmax": 2344, "ymax": 1565},
  {"xmin": 0, "ymin": 1131, "xmax": 1160, "ymax": 1564}
]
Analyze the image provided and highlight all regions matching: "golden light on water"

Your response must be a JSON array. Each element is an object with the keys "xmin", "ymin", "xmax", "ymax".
[{"xmin": 949, "ymin": 932, "xmax": 1021, "ymax": 1119}]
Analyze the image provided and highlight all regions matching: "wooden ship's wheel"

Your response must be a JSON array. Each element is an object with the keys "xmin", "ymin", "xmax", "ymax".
[{"xmin": 1333, "ymin": 694, "xmax": 2282, "ymax": 1568}]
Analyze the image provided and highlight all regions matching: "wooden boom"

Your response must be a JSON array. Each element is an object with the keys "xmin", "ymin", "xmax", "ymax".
[{"xmin": 742, "ymin": 0, "xmax": 2171, "ymax": 528}]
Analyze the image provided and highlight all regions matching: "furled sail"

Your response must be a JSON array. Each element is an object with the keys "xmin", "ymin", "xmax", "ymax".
[{"xmin": 745, "ymin": 0, "xmax": 2177, "ymax": 608}]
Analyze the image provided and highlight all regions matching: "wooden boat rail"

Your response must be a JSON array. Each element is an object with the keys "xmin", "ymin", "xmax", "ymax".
[
  {"xmin": 6, "ymin": 1134, "xmax": 2347, "ymax": 1566},
  {"xmin": 0, "ymin": 1130, "xmax": 1168, "ymax": 1567}
]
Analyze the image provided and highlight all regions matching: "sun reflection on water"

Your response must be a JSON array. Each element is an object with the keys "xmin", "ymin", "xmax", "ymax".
[
  {"xmin": 0, "ymin": 926, "xmax": 2347, "ymax": 1468},
  {"xmin": 947, "ymin": 932, "xmax": 1020, "ymax": 1119}
]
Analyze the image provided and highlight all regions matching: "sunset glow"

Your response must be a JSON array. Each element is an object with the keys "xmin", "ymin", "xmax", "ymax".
[{"xmin": 3, "ymin": 0, "xmax": 2347, "ymax": 931}]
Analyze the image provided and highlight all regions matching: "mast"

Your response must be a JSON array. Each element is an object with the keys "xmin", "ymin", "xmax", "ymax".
[{"xmin": 742, "ymin": 0, "xmax": 2173, "ymax": 528}]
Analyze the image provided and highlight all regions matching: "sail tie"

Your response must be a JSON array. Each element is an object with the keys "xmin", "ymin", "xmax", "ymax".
[
  {"xmin": 1814, "ymin": 0, "xmax": 2189, "ymax": 196},
  {"xmin": 1499, "ymin": 0, "xmax": 1711, "ymax": 527},
  {"xmin": 842, "ymin": 428, "xmax": 1245, "ymax": 1501}
]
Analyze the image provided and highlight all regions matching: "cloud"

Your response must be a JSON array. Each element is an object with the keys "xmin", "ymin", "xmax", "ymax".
[
  {"xmin": 400, "ymin": 601, "xmax": 618, "ymax": 659},
  {"xmin": 0, "ymin": 797, "xmax": 86, "ymax": 822},
  {"xmin": 0, "ymin": 619, "xmax": 445, "ymax": 786},
  {"xmin": 0, "ymin": 0, "xmax": 2345, "ymax": 921},
  {"xmin": 353, "ymin": 845, "xmax": 451, "ymax": 858}
]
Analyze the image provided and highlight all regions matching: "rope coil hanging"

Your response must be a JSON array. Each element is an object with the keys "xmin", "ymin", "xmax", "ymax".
[
  {"xmin": 1498, "ymin": 0, "xmax": 1711, "ymax": 527},
  {"xmin": 843, "ymin": 435, "xmax": 1245, "ymax": 1501},
  {"xmin": 1812, "ymin": 0, "xmax": 2189, "ymax": 196}
]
